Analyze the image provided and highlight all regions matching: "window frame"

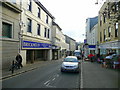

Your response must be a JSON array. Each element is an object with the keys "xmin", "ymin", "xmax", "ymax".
[
  {"xmin": 104, "ymin": 29, "xmax": 106, "ymax": 41},
  {"xmin": 46, "ymin": 15, "xmax": 48, "ymax": 24},
  {"xmin": 38, "ymin": 7, "xmax": 41, "ymax": 18},
  {"xmin": 44, "ymin": 28, "xmax": 47, "ymax": 37},
  {"xmin": 27, "ymin": 0, "xmax": 32, "ymax": 12},
  {"xmin": 2, "ymin": 21, "xmax": 13, "ymax": 38},
  {"xmin": 37, "ymin": 24, "xmax": 41, "ymax": 35},
  {"xmin": 115, "ymin": 22, "xmax": 118, "ymax": 37},
  {"xmin": 108, "ymin": 26, "xmax": 111, "ymax": 37},
  {"xmin": 47, "ymin": 29, "xmax": 50, "ymax": 38},
  {"xmin": 27, "ymin": 18, "xmax": 32, "ymax": 33}
]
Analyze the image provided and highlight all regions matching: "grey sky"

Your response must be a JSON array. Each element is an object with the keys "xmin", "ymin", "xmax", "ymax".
[{"xmin": 39, "ymin": 0, "xmax": 103, "ymax": 42}]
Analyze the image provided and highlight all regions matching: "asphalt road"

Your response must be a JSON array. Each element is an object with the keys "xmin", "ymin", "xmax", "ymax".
[
  {"xmin": 2, "ymin": 59, "xmax": 120, "ymax": 89},
  {"xmin": 2, "ymin": 60, "xmax": 81, "ymax": 89}
]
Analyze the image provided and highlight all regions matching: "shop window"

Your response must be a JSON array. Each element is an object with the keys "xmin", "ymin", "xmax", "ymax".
[{"xmin": 2, "ymin": 22, "xmax": 12, "ymax": 38}]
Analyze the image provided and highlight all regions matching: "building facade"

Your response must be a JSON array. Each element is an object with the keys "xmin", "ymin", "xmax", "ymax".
[
  {"xmin": 65, "ymin": 35, "xmax": 76, "ymax": 56},
  {"xmin": 18, "ymin": 0, "xmax": 54, "ymax": 65},
  {"xmin": 85, "ymin": 16, "xmax": 98, "ymax": 55},
  {"xmin": 86, "ymin": 16, "xmax": 98, "ymax": 45},
  {"xmin": 52, "ymin": 22, "xmax": 69, "ymax": 59},
  {"xmin": 98, "ymin": 1, "xmax": 120, "ymax": 55},
  {"xmin": 89, "ymin": 24, "xmax": 99, "ymax": 54},
  {"xmin": 52, "ymin": 22, "xmax": 62, "ymax": 60},
  {"xmin": 60, "ymin": 34, "xmax": 69, "ymax": 58},
  {"xmin": 1, "ymin": 1, "xmax": 22, "ymax": 69}
]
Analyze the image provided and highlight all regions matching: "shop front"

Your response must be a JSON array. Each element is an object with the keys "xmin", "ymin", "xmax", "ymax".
[
  {"xmin": 88, "ymin": 45, "xmax": 96, "ymax": 54},
  {"xmin": 21, "ymin": 40, "xmax": 52, "ymax": 64},
  {"xmin": 52, "ymin": 45, "xmax": 61, "ymax": 60},
  {"xmin": 99, "ymin": 41, "xmax": 120, "ymax": 55}
]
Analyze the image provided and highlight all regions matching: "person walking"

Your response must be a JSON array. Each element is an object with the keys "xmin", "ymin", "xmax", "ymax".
[
  {"xmin": 88, "ymin": 53, "xmax": 94, "ymax": 62},
  {"xmin": 16, "ymin": 53, "xmax": 23, "ymax": 69}
]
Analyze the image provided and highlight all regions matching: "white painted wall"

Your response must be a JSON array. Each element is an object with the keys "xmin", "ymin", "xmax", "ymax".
[{"xmin": 20, "ymin": 0, "xmax": 53, "ymax": 41}]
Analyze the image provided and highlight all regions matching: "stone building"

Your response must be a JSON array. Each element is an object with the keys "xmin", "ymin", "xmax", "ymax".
[
  {"xmin": 0, "ymin": 1, "xmax": 22, "ymax": 69},
  {"xmin": 65, "ymin": 35, "xmax": 76, "ymax": 56},
  {"xmin": 98, "ymin": 1, "xmax": 120, "ymax": 55},
  {"xmin": 52, "ymin": 22, "xmax": 69, "ymax": 59}
]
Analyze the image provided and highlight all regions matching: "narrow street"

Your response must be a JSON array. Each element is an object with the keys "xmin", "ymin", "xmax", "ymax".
[
  {"xmin": 2, "ymin": 59, "xmax": 80, "ymax": 88},
  {"xmin": 2, "ymin": 59, "xmax": 120, "ymax": 89}
]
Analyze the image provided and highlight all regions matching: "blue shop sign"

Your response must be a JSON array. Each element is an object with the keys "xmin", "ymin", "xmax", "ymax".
[
  {"xmin": 88, "ymin": 45, "xmax": 96, "ymax": 48},
  {"xmin": 22, "ymin": 40, "xmax": 51, "ymax": 49},
  {"xmin": 84, "ymin": 39, "xmax": 87, "ymax": 44}
]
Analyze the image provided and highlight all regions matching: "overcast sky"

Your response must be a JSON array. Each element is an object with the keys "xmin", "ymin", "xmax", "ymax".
[{"xmin": 39, "ymin": 0, "xmax": 104, "ymax": 42}]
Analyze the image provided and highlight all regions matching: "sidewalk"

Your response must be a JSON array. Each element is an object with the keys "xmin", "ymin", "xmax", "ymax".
[
  {"xmin": 1, "ymin": 60, "xmax": 56, "ymax": 80},
  {"xmin": 82, "ymin": 61, "xmax": 120, "ymax": 88}
]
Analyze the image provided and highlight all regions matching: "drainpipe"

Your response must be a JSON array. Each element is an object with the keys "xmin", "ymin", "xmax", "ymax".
[{"xmin": 19, "ymin": 0, "xmax": 22, "ymax": 53}]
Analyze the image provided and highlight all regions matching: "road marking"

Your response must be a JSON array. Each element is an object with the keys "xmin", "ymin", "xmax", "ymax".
[
  {"xmin": 80, "ymin": 62, "xmax": 83, "ymax": 88},
  {"xmin": 45, "ymin": 81, "xmax": 56, "ymax": 88},
  {"xmin": 44, "ymin": 74, "xmax": 59, "ymax": 88},
  {"xmin": 44, "ymin": 80, "xmax": 50, "ymax": 85},
  {"xmin": 52, "ymin": 78, "xmax": 55, "ymax": 81},
  {"xmin": 46, "ymin": 83, "xmax": 50, "ymax": 86}
]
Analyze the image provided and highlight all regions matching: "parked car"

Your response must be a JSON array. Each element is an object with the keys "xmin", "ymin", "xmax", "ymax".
[
  {"xmin": 74, "ymin": 50, "xmax": 82, "ymax": 59},
  {"xmin": 61, "ymin": 56, "xmax": 80, "ymax": 73},
  {"xmin": 84, "ymin": 58, "xmax": 90, "ymax": 61},
  {"xmin": 112, "ymin": 54, "xmax": 120, "ymax": 69},
  {"xmin": 104, "ymin": 53, "xmax": 117, "ymax": 68}
]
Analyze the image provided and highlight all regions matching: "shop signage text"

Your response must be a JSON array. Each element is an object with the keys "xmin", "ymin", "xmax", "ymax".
[{"xmin": 22, "ymin": 40, "xmax": 51, "ymax": 49}]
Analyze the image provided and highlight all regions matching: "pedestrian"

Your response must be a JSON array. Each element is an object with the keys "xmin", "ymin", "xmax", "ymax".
[
  {"xmin": 81, "ymin": 53, "xmax": 84, "ymax": 60},
  {"xmin": 96, "ymin": 53, "xmax": 100, "ymax": 62},
  {"xmin": 16, "ymin": 53, "xmax": 23, "ymax": 69},
  {"xmin": 88, "ymin": 53, "xmax": 94, "ymax": 62}
]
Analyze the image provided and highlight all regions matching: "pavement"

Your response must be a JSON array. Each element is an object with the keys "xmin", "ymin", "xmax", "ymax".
[{"xmin": 1, "ymin": 60, "xmax": 56, "ymax": 80}]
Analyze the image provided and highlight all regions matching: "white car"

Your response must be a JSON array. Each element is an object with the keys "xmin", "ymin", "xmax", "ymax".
[{"xmin": 61, "ymin": 56, "xmax": 80, "ymax": 73}]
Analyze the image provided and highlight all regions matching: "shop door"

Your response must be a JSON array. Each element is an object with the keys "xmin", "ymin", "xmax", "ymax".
[{"xmin": 26, "ymin": 50, "xmax": 33, "ymax": 63}]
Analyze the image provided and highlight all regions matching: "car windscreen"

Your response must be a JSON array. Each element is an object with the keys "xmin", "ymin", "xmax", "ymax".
[
  {"xmin": 64, "ymin": 58, "xmax": 78, "ymax": 62},
  {"xmin": 74, "ymin": 52, "xmax": 81, "ymax": 55}
]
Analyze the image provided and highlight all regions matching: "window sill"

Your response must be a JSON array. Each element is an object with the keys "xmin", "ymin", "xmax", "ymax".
[{"xmin": 0, "ymin": 38, "xmax": 19, "ymax": 42}]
